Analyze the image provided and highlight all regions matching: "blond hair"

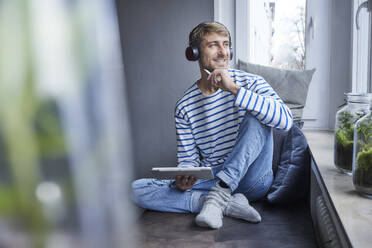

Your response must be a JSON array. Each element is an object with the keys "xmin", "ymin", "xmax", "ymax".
[{"xmin": 189, "ymin": 22, "xmax": 230, "ymax": 48}]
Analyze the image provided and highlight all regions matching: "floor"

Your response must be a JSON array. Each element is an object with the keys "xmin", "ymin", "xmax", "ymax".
[{"xmin": 136, "ymin": 199, "xmax": 318, "ymax": 248}]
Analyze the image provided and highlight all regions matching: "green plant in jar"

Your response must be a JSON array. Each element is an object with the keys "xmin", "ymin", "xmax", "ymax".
[
  {"xmin": 353, "ymin": 114, "xmax": 372, "ymax": 197},
  {"xmin": 335, "ymin": 110, "xmax": 366, "ymax": 172}
]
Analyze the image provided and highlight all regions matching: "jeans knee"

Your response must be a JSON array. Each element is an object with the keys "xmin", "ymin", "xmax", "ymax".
[
  {"xmin": 131, "ymin": 179, "xmax": 150, "ymax": 206},
  {"xmin": 243, "ymin": 113, "xmax": 270, "ymax": 133},
  {"xmin": 241, "ymin": 113, "xmax": 272, "ymax": 145},
  {"xmin": 132, "ymin": 178, "xmax": 148, "ymax": 189}
]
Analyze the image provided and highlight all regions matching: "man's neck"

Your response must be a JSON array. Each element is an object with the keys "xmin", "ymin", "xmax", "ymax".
[{"xmin": 197, "ymin": 69, "xmax": 219, "ymax": 95}]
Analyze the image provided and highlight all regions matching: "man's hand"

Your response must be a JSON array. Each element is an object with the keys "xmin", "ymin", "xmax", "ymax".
[
  {"xmin": 207, "ymin": 68, "xmax": 240, "ymax": 95},
  {"xmin": 175, "ymin": 175, "xmax": 197, "ymax": 191}
]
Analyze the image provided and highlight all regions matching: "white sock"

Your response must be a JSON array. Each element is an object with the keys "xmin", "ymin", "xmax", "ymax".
[
  {"xmin": 195, "ymin": 182, "xmax": 231, "ymax": 229},
  {"xmin": 224, "ymin": 193, "xmax": 261, "ymax": 223}
]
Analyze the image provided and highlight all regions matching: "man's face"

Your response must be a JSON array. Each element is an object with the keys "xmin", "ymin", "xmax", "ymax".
[{"xmin": 199, "ymin": 32, "xmax": 230, "ymax": 71}]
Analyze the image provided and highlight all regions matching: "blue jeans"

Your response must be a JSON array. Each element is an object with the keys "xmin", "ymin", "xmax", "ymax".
[{"xmin": 131, "ymin": 112, "xmax": 274, "ymax": 213}]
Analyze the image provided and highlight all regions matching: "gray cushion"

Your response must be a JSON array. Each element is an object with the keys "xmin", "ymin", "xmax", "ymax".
[{"xmin": 237, "ymin": 60, "xmax": 315, "ymax": 121}]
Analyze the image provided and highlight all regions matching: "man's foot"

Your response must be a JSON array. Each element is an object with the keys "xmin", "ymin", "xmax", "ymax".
[
  {"xmin": 195, "ymin": 183, "xmax": 231, "ymax": 229},
  {"xmin": 224, "ymin": 193, "xmax": 261, "ymax": 223}
]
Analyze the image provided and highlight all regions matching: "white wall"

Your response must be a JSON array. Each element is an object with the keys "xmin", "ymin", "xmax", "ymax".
[
  {"xmin": 302, "ymin": 0, "xmax": 331, "ymax": 129},
  {"xmin": 303, "ymin": 0, "xmax": 352, "ymax": 130},
  {"xmin": 328, "ymin": 0, "xmax": 352, "ymax": 129},
  {"xmin": 352, "ymin": 0, "xmax": 371, "ymax": 93}
]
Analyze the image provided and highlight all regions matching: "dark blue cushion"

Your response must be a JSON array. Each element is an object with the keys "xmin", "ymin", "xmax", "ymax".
[{"xmin": 267, "ymin": 123, "xmax": 310, "ymax": 204}]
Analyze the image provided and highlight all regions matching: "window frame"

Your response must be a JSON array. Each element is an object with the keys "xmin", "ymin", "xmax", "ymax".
[{"xmin": 352, "ymin": 0, "xmax": 372, "ymax": 93}]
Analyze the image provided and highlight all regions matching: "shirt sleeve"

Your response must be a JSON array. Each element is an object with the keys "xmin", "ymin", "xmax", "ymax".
[
  {"xmin": 175, "ymin": 112, "xmax": 200, "ymax": 168},
  {"xmin": 233, "ymin": 75, "xmax": 293, "ymax": 131}
]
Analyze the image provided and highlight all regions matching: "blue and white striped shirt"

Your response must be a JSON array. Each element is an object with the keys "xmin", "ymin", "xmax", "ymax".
[{"xmin": 175, "ymin": 69, "xmax": 293, "ymax": 168}]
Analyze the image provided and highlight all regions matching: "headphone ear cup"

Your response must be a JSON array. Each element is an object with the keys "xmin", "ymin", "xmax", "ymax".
[
  {"xmin": 185, "ymin": 46, "xmax": 200, "ymax": 61},
  {"xmin": 186, "ymin": 46, "xmax": 232, "ymax": 61}
]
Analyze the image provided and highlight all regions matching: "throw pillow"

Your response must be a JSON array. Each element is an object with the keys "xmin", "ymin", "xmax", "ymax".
[
  {"xmin": 237, "ymin": 60, "xmax": 315, "ymax": 121},
  {"xmin": 266, "ymin": 123, "xmax": 311, "ymax": 204}
]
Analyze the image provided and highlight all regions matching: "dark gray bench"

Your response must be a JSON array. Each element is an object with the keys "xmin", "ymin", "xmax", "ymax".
[
  {"xmin": 136, "ymin": 199, "xmax": 316, "ymax": 248},
  {"xmin": 135, "ymin": 122, "xmax": 318, "ymax": 248}
]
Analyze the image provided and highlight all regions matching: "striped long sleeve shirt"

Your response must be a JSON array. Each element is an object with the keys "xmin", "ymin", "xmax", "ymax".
[{"xmin": 175, "ymin": 69, "xmax": 293, "ymax": 169}]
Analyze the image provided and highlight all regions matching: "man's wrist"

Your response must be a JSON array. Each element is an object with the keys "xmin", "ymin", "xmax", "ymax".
[{"xmin": 229, "ymin": 85, "xmax": 240, "ymax": 96}]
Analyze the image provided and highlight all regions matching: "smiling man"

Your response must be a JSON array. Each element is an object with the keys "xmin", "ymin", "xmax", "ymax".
[{"xmin": 131, "ymin": 22, "xmax": 293, "ymax": 229}]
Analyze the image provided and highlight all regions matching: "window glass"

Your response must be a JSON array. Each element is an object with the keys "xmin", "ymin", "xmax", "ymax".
[
  {"xmin": 271, "ymin": 0, "xmax": 306, "ymax": 70},
  {"xmin": 247, "ymin": 0, "xmax": 306, "ymax": 70}
]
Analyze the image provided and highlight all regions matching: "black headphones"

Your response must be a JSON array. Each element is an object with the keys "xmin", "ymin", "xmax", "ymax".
[{"xmin": 185, "ymin": 22, "xmax": 234, "ymax": 61}]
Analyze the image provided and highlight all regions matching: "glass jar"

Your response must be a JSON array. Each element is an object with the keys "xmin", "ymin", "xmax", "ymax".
[
  {"xmin": 353, "ymin": 104, "xmax": 372, "ymax": 198},
  {"xmin": 334, "ymin": 93, "xmax": 372, "ymax": 174}
]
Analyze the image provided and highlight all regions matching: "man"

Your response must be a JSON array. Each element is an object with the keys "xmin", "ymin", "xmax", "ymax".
[{"xmin": 132, "ymin": 22, "xmax": 293, "ymax": 229}]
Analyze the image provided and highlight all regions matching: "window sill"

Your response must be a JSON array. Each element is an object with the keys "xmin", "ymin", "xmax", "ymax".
[{"xmin": 304, "ymin": 130, "xmax": 372, "ymax": 248}]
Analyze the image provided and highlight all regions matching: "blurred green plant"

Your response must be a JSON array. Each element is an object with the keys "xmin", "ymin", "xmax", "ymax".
[
  {"xmin": 0, "ymin": 0, "xmax": 132, "ymax": 246},
  {"xmin": 34, "ymin": 101, "xmax": 67, "ymax": 158},
  {"xmin": 0, "ymin": 1, "xmax": 68, "ymax": 246}
]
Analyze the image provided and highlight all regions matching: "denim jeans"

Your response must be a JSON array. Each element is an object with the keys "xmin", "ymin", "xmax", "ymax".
[{"xmin": 131, "ymin": 112, "xmax": 274, "ymax": 213}]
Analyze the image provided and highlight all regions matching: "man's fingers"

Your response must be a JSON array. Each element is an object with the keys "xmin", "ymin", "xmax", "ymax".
[
  {"xmin": 190, "ymin": 176, "xmax": 197, "ymax": 185},
  {"xmin": 184, "ymin": 176, "xmax": 196, "ymax": 187},
  {"xmin": 185, "ymin": 175, "xmax": 193, "ymax": 185},
  {"xmin": 175, "ymin": 176, "xmax": 184, "ymax": 189},
  {"xmin": 175, "ymin": 175, "xmax": 197, "ymax": 191},
  {"xmin": 214, "ymin": 71, "xmax": 222, "ymax": 82},
  {"xmin": 182, "ymin": 176, "xmax": 187, "ymax": 185},
  {"xmin": 185, "ymin": 176, "xmax": 192, "ymax": 186},
  {"xmin": 175, "ymin": 176, "xmax": 185, "ymax": 191},
  {"xmin": 214, "ymin": 75, "xmax": 220, "ymax": 87}
]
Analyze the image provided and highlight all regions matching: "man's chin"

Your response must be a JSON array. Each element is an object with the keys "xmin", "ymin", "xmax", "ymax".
[
  {"xmin": 210, "ymin": 65, "xmax": 228, "ymax": 71},
  {"xmin": 202, "ymin": 63, "xmax": 229, "ymax": 72},
  {"xmin": 214, "ymin": 62, "xmax": 229, "ymax": 68}
]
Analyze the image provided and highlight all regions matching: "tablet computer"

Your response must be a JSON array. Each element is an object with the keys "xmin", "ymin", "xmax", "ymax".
[{"xmin": 151, "ymin": 167, "xmax": 214, "ymax": 180}]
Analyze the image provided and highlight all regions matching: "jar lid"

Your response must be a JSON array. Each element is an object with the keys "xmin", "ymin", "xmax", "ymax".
[{"xmin": 345, "ymin": 92, "xmax": 372, "ymax": 103}]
